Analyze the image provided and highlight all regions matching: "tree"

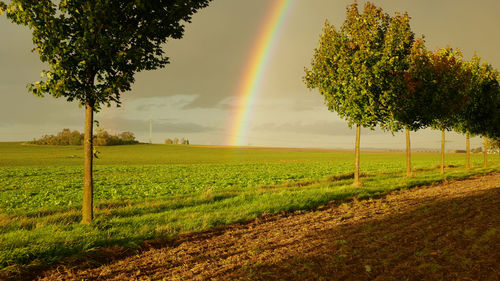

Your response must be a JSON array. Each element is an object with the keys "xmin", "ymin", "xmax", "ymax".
[
  {"xmin": 95, "ymin": 128, "xmax": 110, "ymax": 146},
  {"xmin": 427, "ymin": 48, "xmax": 469, "ymax": 174},
  {"xmin": 304, "ymin": 2, "xmax": 414, "ymax": 185},
  {"xmin": 173, "ymin": 137, "xmax": 179, "ymax": 145},
  {"xmin": 165, "ymin": 138, "xmax": 173, "ymax": 145},
  {"xmin": 387, "ymin": 38, "xmax": 437, "ymax": 177},
  {"xmin": 453, "ymin": 55, "xmax": 500, "ymax": 169},
  {"xmin": 1, "ymin": 0, "xmax": 212, "ymax": 224},
  {"xmin": 119, "ymin": 131, "xmax": 135, "ymax": 143},
  {"xmin": 108, "ymin": 131, "xmax": 139, "ymax": 145}
]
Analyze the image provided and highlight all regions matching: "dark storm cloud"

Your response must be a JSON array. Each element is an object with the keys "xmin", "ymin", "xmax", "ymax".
[{"xmin": 254, "ymin": 121, "xmax": 384, "ymax": 136}]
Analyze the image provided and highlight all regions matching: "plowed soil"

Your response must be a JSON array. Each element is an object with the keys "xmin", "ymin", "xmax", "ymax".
[{"xmin": 12, "ymin": 173, "xmax": 500, "ymax": 280}]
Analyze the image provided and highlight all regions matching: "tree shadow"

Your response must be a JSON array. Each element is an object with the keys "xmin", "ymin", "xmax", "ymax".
[
  {"xmin": 234, "ymin": 187, "xmax": 500, "ymax": 281},
  {"xmin": 4, "ymin": 181, "xmax": 499, "ymax": 281},
  {"xmin": 75, "ymin": 185, "xmax": 499, "ymax": 281}
]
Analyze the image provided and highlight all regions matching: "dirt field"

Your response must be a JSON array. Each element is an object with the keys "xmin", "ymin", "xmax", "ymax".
[{"xmin": 9, "ymin": 173, "xmax": 500, "ymax": 280}]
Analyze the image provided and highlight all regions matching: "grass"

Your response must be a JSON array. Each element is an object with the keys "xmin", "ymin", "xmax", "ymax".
[{"xmin": 0, "ymin": 142, "xmax": 498, "ymax": 270}]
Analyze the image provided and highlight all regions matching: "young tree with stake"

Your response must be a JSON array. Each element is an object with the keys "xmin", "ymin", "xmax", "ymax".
[{"xmin": 1, "ymin": 0, "xmax": 212, "ymax": 224}]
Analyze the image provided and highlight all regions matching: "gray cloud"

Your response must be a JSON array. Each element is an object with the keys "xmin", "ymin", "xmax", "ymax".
[
  {"xmin": 135, "ymin": 103, "xmax": 168, "ymax": 112},
  {"xmin": 97, "ymin": 117, "xmax": 216, "ymax": 134},
  {"xmin": 254, "ymin": 121, "xmax": 385, "ymax": 136}
]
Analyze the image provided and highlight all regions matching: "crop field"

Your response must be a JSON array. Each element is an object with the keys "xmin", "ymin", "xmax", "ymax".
[{"xmin": 0, "ymin": 142, "xmax": 498, "ymax": 271}]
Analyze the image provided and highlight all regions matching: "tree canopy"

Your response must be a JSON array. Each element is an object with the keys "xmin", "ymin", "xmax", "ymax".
[
  {"xmin": 0, "ymin": 0, "xmax": 211, "ymax": 109},
  {"xmin": 304, "ymin": 2, "xmax": 414, "ymax": 129},
  {"xmin": 453, "ymin": 55, "xmax": 500, "ymax": 139}
]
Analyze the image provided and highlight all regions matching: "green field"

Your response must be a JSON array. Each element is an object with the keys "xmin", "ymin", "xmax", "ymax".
[{"xmin": 0, "ymin": 142, "xmax": 498, "ymax": 269}]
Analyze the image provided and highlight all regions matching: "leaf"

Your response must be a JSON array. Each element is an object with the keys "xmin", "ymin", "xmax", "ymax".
[
  {"xmin": 365, "ymin": 265, "xmax": 372, "ymax": 272},
  {"xmin": 93, "ymin": 148, "xmax": 100, "ymax": 159}
]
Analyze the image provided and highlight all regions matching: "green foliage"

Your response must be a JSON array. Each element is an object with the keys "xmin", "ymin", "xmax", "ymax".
[
  {"xmin": 487, "ymin": 138, "xmax": 499, "ymax": 151},
  {"xmin": 428, "ymin": 47, "xmax": 470, "ymax": 131},
  {"xmin": 30, "ymin": 128, "xmax": 138, "ymax": 146},
  {"xmin": 453, "ymin": 55, "xmax": 500, "ymax": 139},
  {"xmin": 165, "ymin": 137, "xmax": 189, "ymax": 145},
  {"xmin": 94, "ymin": 128, "xmax": 138, "ymax": 146},
  {"xmin": 389, "ymin": 41, "xmax": 499, "ymax": 139},
  {"xmin": 31, "ymin": 128, "xmax": 84, "ymax": 145},
  {"xmin": 388, "ymin": 39, "xmax": 436, "ymax": 131},
  {"xmin": 304, "ymin": 2, "xmax": 414, "ymax": 129},
  {"xmin": 1, "ymin": 0, "xmax": 212, "ymax": 109}
]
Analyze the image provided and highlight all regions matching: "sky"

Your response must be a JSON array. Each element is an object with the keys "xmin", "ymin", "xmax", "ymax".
[{"xmin": 1, "ymin": 0, "xmax": 499, "ymax": 150}]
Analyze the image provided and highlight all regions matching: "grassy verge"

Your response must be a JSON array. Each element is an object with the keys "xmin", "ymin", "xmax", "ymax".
[{"xmin": 1, "ymin": 164, "xmax": 497, "ymax": 270}]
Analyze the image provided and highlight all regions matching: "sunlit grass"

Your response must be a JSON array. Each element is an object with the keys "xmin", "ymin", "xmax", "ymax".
[{"xmin": 0, "ymin": 142, "xmax": 498, "ymax": 268}]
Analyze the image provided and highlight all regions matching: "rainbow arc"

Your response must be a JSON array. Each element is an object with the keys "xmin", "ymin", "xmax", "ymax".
[{"xmin": 226, "ymin": 0, "xmax": 296, "ymax": 146}]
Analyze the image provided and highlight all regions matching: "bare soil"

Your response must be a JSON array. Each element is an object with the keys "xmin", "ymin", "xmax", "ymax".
[{"xmin": 12, "ymin": 173, "xmax": 500, "ymax": 280}]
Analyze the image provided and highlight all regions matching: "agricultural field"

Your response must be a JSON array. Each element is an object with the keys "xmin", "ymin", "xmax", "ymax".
[{"xmin": 0, "ymin": 142, "xmax": 498, "ymax": 274}]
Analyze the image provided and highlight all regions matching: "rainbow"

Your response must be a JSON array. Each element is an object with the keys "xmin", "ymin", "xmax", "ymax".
[{"xmin": 226, "ymin": 0, "xmax": 296, "ymax": 146}]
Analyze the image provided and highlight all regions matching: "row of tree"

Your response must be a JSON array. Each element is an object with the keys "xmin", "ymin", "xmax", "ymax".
[
  {"xmin": 30, "ymin": 128, "xmax": 138, "ymax": 146},
  {"xmin": 165, "ymin": 138, "xmax": 190, "ymax": 145},
  {"xmin": 304, "ymin": 2, "xmax": 500, "ymax": 185}
]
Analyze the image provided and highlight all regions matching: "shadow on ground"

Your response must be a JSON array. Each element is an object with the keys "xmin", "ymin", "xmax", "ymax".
[
  {"xmin": 5, "ymin": 174, "xmax": 500, "ymax": 281},
  {"xmin": 235, "ymin": 187, "xmax": 500, "ymax": 281}
]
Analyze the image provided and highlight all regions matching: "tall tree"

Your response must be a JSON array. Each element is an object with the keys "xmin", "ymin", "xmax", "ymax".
[
  {"xmin": 387, "ymin": 38, "xmax": 437, "ymax": 177},
  {"xmin": 427, "ymin": 47, "xmax": 468, "ymax": 174},
  {"xmin": 304, "ymin": 2, "xmax": 414, "ymax": 185},
  {"xmin": 1, "ymin": 0, "xmax": 212, "ymax": 224},
  {"xmin": 453, "ymin": 55, "xmax": 500, "ymax": 169}
]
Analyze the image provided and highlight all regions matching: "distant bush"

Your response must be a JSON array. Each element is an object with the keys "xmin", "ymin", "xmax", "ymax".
[
  {"xmin": 31, "ymin": 128, "xmax": 139, "ymax": 146},
  {"xmin": 165, "ymin": 137, "xmax": 189, "ymax": 145},
  {"xmin": 487, "ymin": 139, "xmax": 500, "ymax": 153},
  {"xmin": 471, "ymin": 147, "xmax": 483, "ymax": 153}
]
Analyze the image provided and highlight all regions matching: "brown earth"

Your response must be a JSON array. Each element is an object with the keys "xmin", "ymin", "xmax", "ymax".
[{"xmin": 13, "ymin": 173, "xmax": 500, "ymax": 280}]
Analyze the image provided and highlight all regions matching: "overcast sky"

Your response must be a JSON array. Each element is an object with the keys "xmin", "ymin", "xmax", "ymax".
[{"xmin": 1, "ymin": 0, "xmax": 499, "ymax": 150}]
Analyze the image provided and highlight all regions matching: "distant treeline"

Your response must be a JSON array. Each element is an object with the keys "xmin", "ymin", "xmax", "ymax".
[
  {"xmin": 165, "ymin": 138, "xmax": 189, "ymax": 145},
  {"xmin": 30, "ymin": 128, "xmax": 139, "ymax": 146}
]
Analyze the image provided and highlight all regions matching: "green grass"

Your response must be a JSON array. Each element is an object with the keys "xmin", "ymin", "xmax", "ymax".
[{"xmin": 0, "ymin": 142, "xmax": 498, "ymax": 269}]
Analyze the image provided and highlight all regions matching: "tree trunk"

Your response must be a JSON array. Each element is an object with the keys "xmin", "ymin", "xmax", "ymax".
[
  {"xmin": 405, "ymin": 128, "xmax": 411, "ymax": 177},
  {"xmin": 465, "ymin": 132, "xmax": 470, "ymax": 169},
  {"xmin": 353, "ymin": 124, "xmax": 361, "ymax": 186},
  {"xmin": 483, "ymin": 138, "xmax": 488, "ymax": 168},
  {"xmin": 440, "ymin": 129, "xmax": 445, "ymax": 175},
  {"xmin": 82, "ymin": 102, "xmax": 94, "ymax": 224}
]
